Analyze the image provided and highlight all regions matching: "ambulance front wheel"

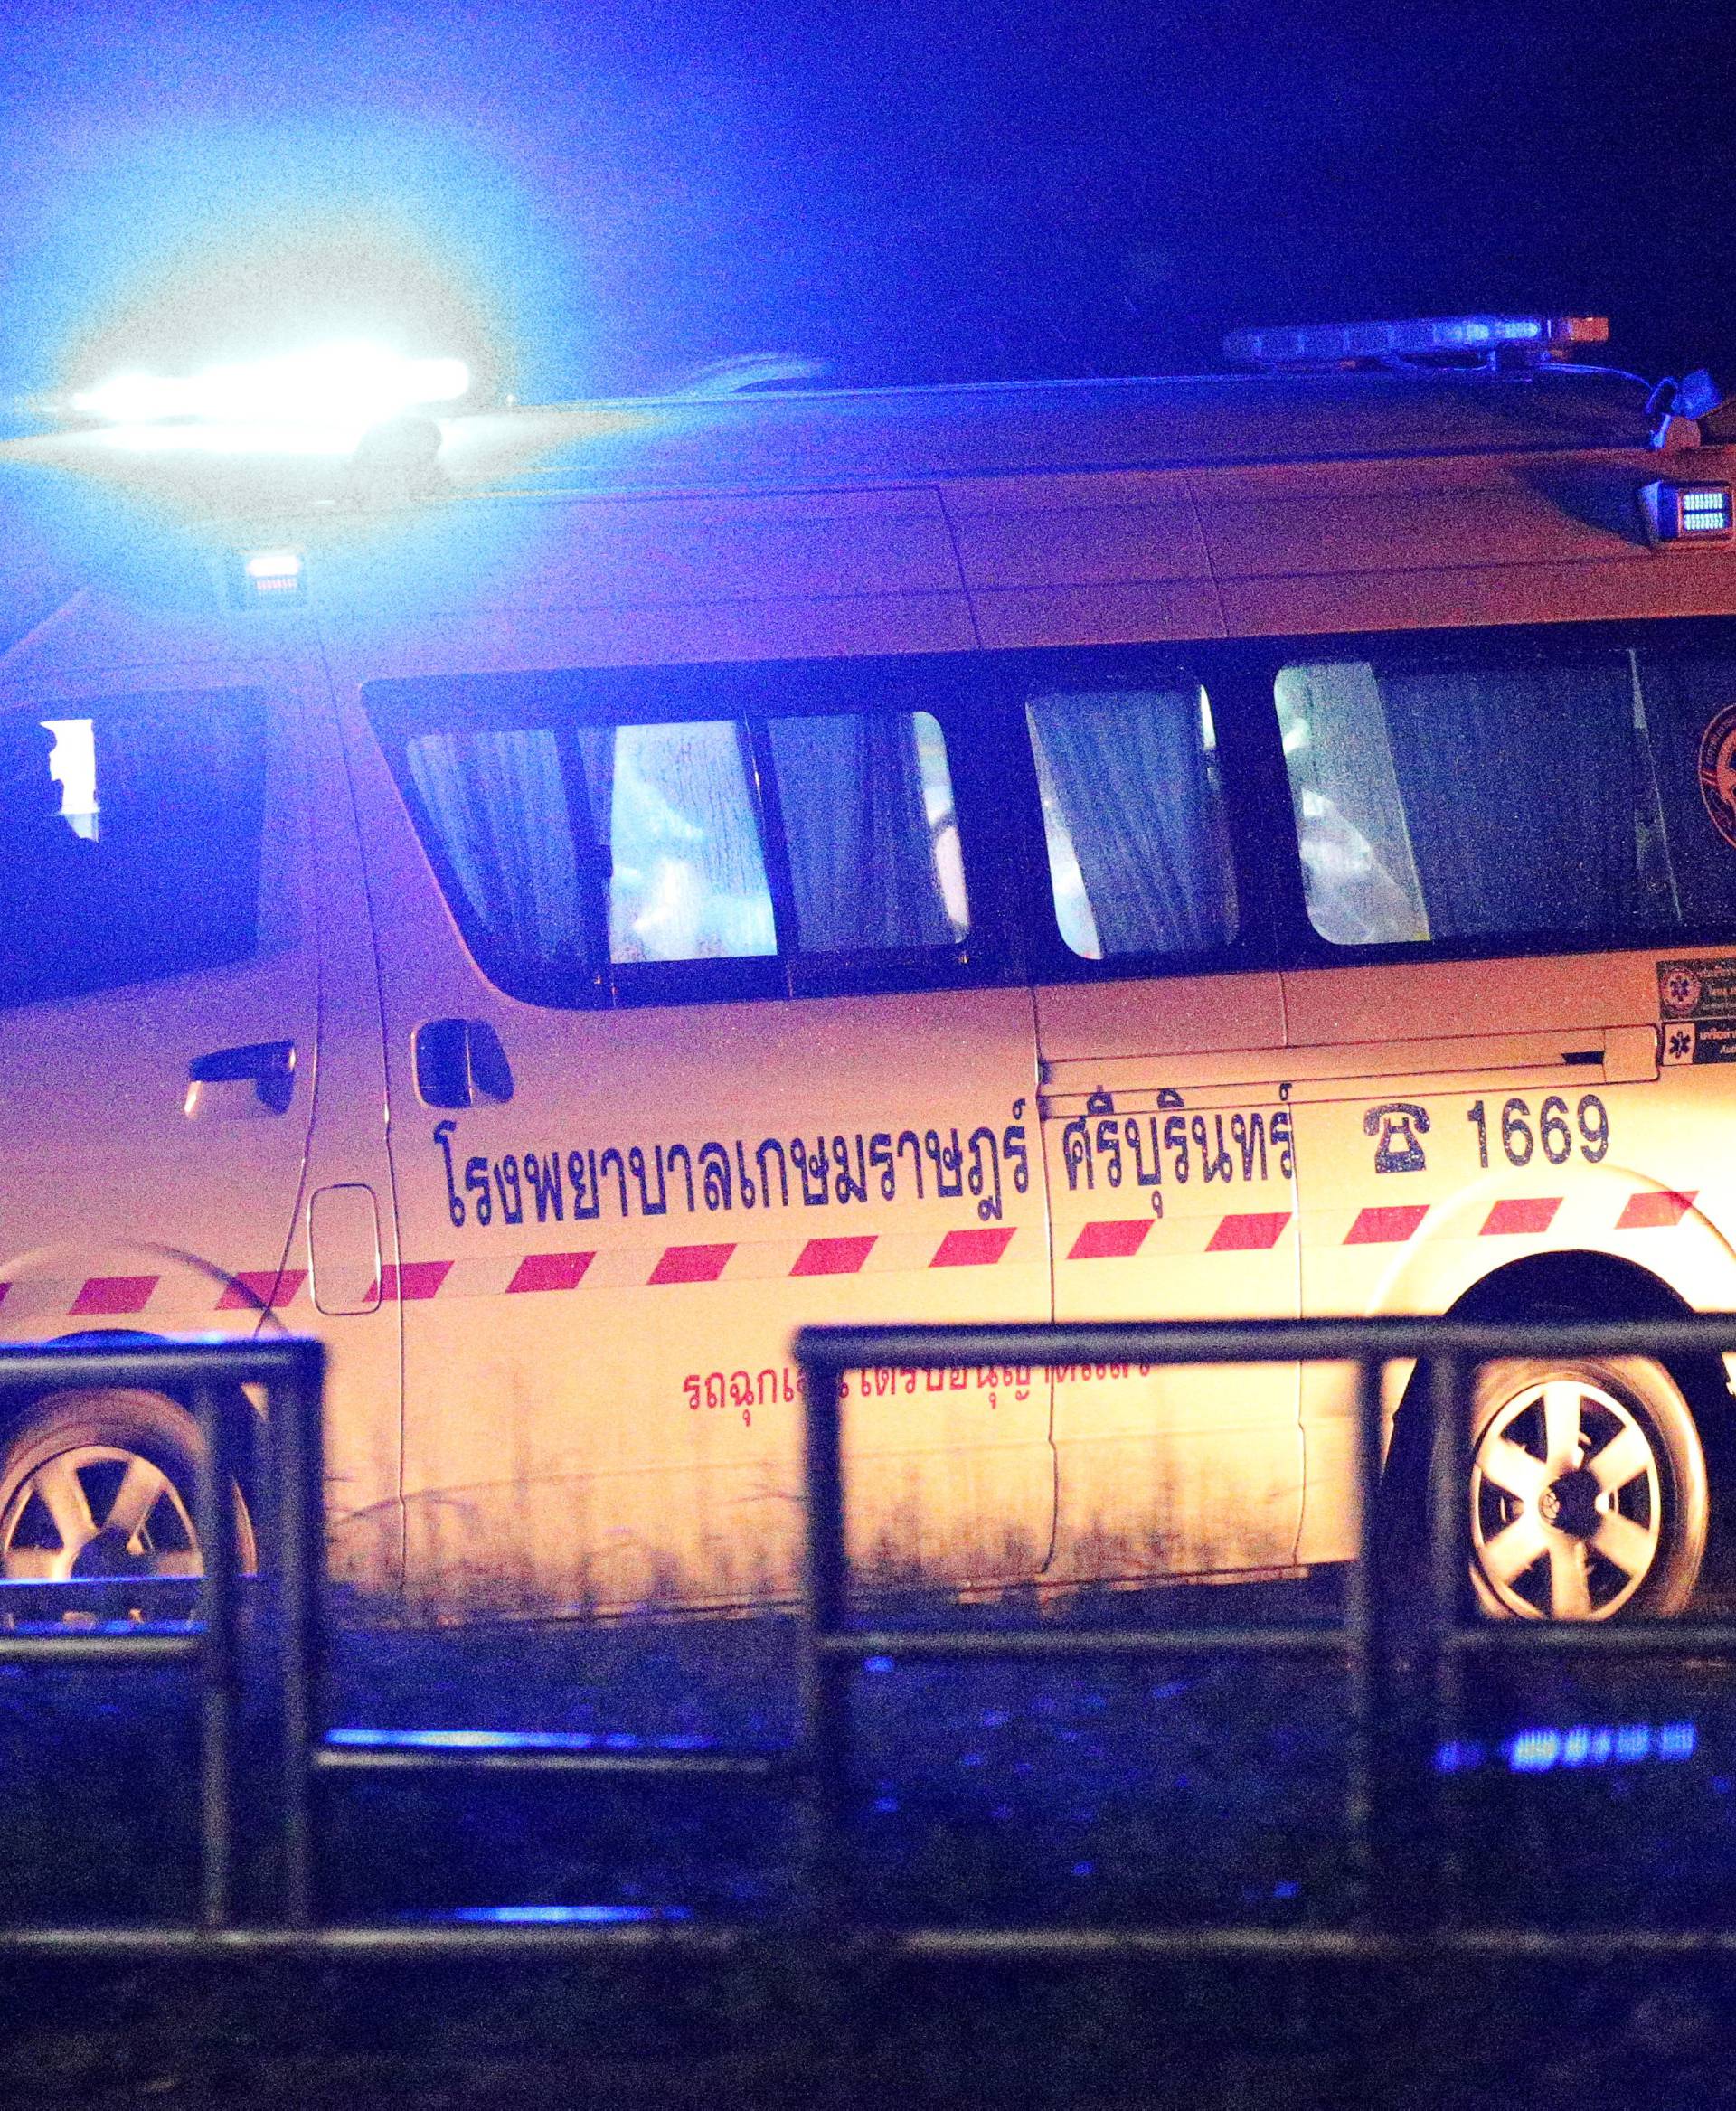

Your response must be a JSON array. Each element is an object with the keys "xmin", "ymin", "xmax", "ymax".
[
  {"xmin": 1442, "ymin": 1358, "xmax": 1709, "ymax": 1621},
  {"xmin": 0, "ymin": 1390, "xmax": 257, "ymax": 1609}
]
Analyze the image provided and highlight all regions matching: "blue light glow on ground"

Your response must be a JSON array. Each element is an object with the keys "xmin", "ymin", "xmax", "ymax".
[
  {"xmin": 1435, "ymin": 1721, "xmax": 1699, "ymax": 1775},
  {"xmin": 436, "ymin": 1904, "xmax": 693, "ymax": 1925},
  {"xmin": 327, "ymin": 1726, "xmax": 712, "ymax": 1751}
]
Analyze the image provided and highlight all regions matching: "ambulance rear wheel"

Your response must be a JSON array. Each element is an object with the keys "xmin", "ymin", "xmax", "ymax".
[
  {"xmin": 1453, "ymin": 1359, "xmax": 1707, "ymax": 1620},
  {"xmin": 0, "ymin": 1390, "xmax": 256, "ymax": 1614}
]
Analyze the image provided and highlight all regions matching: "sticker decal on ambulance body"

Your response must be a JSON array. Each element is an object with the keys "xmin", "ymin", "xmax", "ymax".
[
  {"xmin": 1697, "ymin": 703, "xmax": 1736, "ymax": 850},
  {"xmin": 1660, "ymin": 957, "xmax": 1736, "ymax": 1063}
]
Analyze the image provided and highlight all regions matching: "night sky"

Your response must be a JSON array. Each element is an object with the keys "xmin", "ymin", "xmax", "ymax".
[{"xmin": 0, "ymin": 2, "xmax": 1731, "ymax": 409}]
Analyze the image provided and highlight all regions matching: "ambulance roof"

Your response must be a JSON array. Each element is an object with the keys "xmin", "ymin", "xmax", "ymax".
[{"xmin": 446, "ymin": 367, "xmax": 1666, "ymax": 495}]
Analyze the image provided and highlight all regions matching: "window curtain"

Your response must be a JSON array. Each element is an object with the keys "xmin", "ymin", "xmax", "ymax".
[
  {"xmin": 1377, "ymin": 663, "xmax": 1636, "ymax": 938},
  {"xmin": 768, "ymin": 712, "xmax": 957, "ymax": 951},
  {"xmin": 405, "ymin": 729, "xmax": 590, "ymax": 975},
  {"xmin": 1026, "ymin": 688, "xmax": 1236, "ymax": 956}
]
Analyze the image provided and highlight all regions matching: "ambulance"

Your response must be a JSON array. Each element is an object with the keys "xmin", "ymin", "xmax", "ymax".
[{"xmin": 2, "ymin": 312, "xmax": 1734, "ymax": 1624}]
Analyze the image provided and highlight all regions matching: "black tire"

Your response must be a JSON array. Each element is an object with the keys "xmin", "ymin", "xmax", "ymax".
[
  {"xmin": 0, "ymin": 1389, "xmax": 256, "ymax": 1613},
  {"xmin": 1393, "ymin": 1356, "xmax": 1710, "ymax": 1621}
]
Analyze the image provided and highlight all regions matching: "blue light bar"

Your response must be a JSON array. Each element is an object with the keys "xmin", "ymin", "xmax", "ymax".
[
  {"xmin": 1223, "ymin": 315, "xmax": 1609, "ymax": 368},
  {"xmin": 1640, "ymin": 480, "xmax": 1734, "ymax": 544}
]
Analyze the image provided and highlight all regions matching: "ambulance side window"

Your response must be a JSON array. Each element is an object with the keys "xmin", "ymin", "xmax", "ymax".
[
  {"xmin": 1276, "ymin": 646, "xmax": 1736, "ymax": 948},
  {"xmin": 0, "ymin": 689, "xmax": 267, "ymax": 1009},
  {"xmin": 1024, "ymin": 683, "xmax": 1238, "ymax": 958},
  {"xmin": 369, "ymin": 665, "xmax": 983, "ymax": 1007},
  {"xmin": 401, "ymin": 717, "xmax": 776, "ymax": 987}
]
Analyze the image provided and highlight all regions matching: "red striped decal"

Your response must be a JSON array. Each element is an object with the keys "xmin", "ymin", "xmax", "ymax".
[
  {"xmin": 649, "ymin": 1243, "xmax": 735, "ymax": 1285},
  {"xmin": 506, "ymin": 1251, "xmax": 595, "ymax": 1294},
  {"xmin": 1617, "ymin": 1189, "xmax": 1697, "ymax": 1230},
  {"xmin": 1206, "ymin": 1212, "xmax": 1291, "ymax": 1252},
  {"xmin": 1069, "ymin": 1220, "xmax": 1154, "ymax": 1261},
  {"xmin": 931, "ymin": 1227, "xmax": 1016, "ymax": 1268},
  {"xmin": 1480, "ymin": 1197, "xmax": 1561, "ymax": 1238},
  {"xmin": 381, "ymin": 1261, "xmax": 453, "ymax": 1302},
  {"xmin": 1344, "ymin": 1205, "xmax": 1429, "ymax": 1247},
  {"xmin": 792, "ymin": 1236, "xmax": 877, "ymax": 1277},
  {"xmin": 218, "ymin": 1268, "xmax": 308, "ymax": 1312},
  {"xmin": 71, "ymin": 1275, "xmax": 159, "ymax": 1315}
]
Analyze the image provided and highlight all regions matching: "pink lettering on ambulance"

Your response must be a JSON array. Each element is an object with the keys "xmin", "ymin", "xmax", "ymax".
[
  {"xmin": 1068, "ymin": 1220, "xmax": 1154, "ymax": 1260},
  {"xmin": 649, "ymin": 1243, "xmax": 736, "ymax": 1285},
  {"xmin": 505, "ymin": 1251, "xmax": 596, "ymax": 1293},
  {"xmin": 1616, "ymin": 1190, "xmax": 1697, "ymax": 1230},
  {"xmin": 379, "ymin": 1261, "xmax": 454, "ymax": 1302},
  {"xmin": 1206, "ymin": 1212, "xmax": 1291, "ymax": 1252},
  {"xmin": 71, "ymin": 1276, "xmax": 159, "ymax": 1315},
  {"xmin": 1344, "ymin": 1205, "xmax": 1429, "ymax": 1246},
  {"xmin": 217, "ymin": 1268, "xmax": 308, "ymax": 1311},
  {"xmin": 1479, "ymin": 1198, "xmax": 1561, "ymax": 1237},
  {"xmin": 930, "ymin": 1227, "xmax": 1016, "ymax": 1268},
  {"xmin": 792, "ymin": 1236, "xmax": 877, "ymax": 1277}
]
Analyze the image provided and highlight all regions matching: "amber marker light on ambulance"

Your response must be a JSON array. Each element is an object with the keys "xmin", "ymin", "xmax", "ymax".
[{"xmin": 235, "ymin": 549, "xmax": 305, "ymax": 605}]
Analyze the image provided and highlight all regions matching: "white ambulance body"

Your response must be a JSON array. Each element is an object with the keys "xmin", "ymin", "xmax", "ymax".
[{"xmin": 4, "ymin": 322, "xmax": 1736, "ymax": 1622}]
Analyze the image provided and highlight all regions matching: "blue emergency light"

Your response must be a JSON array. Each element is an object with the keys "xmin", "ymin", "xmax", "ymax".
[
  {"xmin": 1223, "ymin": 315, "xmax": 1609, "ymax": 368},
  {"xmin": 1639, "ymin": 480, "xmax": 1734, "ymax": 545}
]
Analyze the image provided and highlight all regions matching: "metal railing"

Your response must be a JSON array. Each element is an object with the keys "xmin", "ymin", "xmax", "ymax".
[
  {"xmin": 791, "ymin": 1314, "xmax": 1736, "ymax": 1958},
  {"xmin": 0, "ymin": 1334, "xmax": 779, "ymax": 1955},
  {"xmin": 0, "ymin": 1336, "xmax": 325, "ymax": 1934},
  {"xmin": 4, "ymin": 1316, "xmax": 1736, "ymax": 1956}
]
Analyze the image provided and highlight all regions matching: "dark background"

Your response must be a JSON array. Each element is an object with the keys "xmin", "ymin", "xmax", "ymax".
[{"xmin": 1, "ymin": 1, "xmax": 1731, "ymax": 406}]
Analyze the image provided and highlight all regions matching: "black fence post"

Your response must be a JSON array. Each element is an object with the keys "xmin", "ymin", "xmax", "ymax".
[
  {"xmin": 1425, "ymin": 1350, "xmax": 1467, "ymax": 1931},
  {"xmin": 274, "ymin": 1343, "xmax": 324, "ymax": 1930},
  {"xmin": 797, "ymin": 1352, "xmax": 852, "ymax": 1927},
  {"xmin": 1344, "ymin": 1353, "xmax": 1384, "ymax": 1926},
  {"xmin": 194, "ymin": 1378, "xmax": 240, "ymax": 1931}
]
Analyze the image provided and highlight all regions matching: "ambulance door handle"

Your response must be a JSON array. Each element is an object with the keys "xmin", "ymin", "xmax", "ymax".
[{"xmin": 185, "ymin": 1039, "xmax": 297, "ymax": 1117}]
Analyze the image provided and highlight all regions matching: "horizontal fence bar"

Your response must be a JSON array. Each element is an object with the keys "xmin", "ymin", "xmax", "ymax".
[
  {"xmin": 795, "ymin": 1315, "xmax": 1736, "ymax": 1371},
  {"xmin": 817, "ymin": 1627, "xmax": 1347, "ymax": 1661},
  {"xmin": 0, "ymin": 1339, "xmax": 320, "ymax": 1397},
  {"xmin": 1449, "ymin": 1620, "xmax": 1736, "ymax": 1655},
  {"xmin": 5, "ymin": 1921, "xmax": 1736, "ymax": 1963},
  {"xmin": 0, "ymin": 1634, "xmax": 203, "ymax": 1665},
  {"xmin": 315, "ymin": 1743, "xmax": 782, "ymax": 1780}
]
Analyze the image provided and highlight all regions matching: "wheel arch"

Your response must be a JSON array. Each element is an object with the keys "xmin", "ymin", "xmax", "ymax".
[
  {"xmin": 1441, "ymin": 1249, "xmax": 1736, "ymax": 1498},
  {"xmin": 0, "ymin": 1324, "xmax": 267, "ymax": 1497},
  {"xmin": 1382, "ymin": 1248, "xmax": 1736, "ymax": 1536}
]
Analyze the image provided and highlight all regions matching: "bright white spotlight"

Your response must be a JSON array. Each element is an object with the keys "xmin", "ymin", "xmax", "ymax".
[{"xmin": 70, "ymin": 343, "xmax": 470, "ymax": 429}]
